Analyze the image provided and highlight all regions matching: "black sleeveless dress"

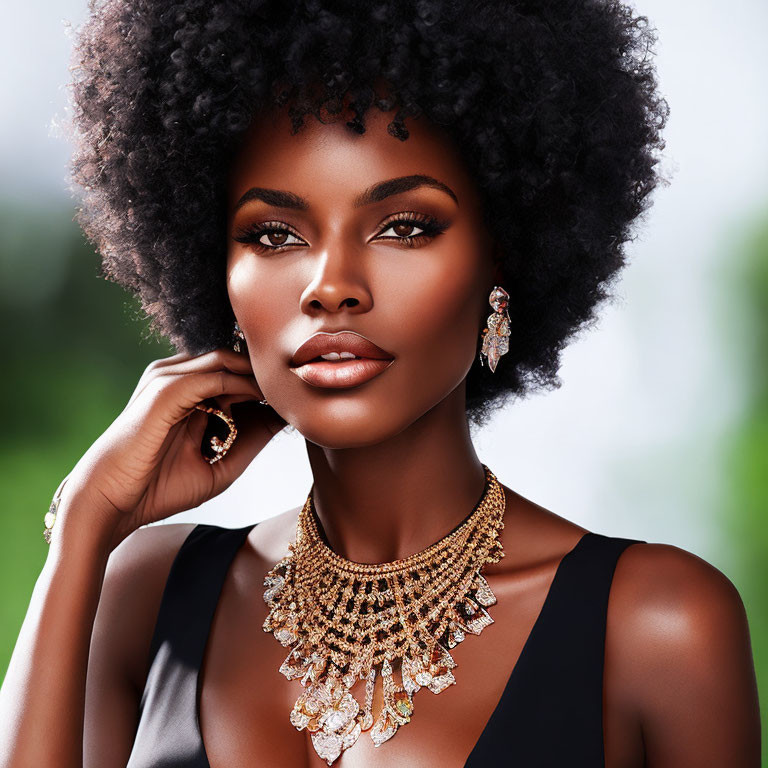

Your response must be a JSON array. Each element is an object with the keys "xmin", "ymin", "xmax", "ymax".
[{"xmin": 125, "ymin": 524, "xmax": 645, "ymax": 767}]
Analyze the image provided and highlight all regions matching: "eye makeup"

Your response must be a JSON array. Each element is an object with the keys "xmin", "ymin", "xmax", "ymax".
[{"xmin": 232, "ymin": 211, "xmax": 451, "ymax": 253}]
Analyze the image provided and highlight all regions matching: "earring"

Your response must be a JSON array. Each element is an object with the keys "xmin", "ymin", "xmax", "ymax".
[
  {"xmin": 233, "ymin": 321, "xmax": 269, "ymax": 406},
  {"xmin": 479, "ymin": 286, "xmax": 511, "ymax": 373},
  {"xmin": 233, "ymin": 321, "xmax": 246, "ymax": 353}
]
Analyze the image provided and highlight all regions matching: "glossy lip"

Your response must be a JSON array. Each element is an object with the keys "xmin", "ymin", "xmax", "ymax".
[
  {"xmin": 289, "ymin": 331, "xmax": 395, "ymax": 389},
  {"xmin": 289, "ymin": 331, "xmax": 395, "ymax": 367}
]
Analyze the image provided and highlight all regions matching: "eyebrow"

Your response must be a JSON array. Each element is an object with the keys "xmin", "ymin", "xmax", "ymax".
[{"xmin": 231, "ymin": 174, "xmax": 459, "ymax": 213}]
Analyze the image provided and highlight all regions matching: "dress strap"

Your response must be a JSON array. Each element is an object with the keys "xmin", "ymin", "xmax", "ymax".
[
  {"xmin": 144, "ymin": 523, "xmax": 256, "ymax": 668},
  {"xmin": 127, "ymin": 523, "xmax": 257, "ymax": 768},
  {"xmin": 466, "ymin": 532, "xmax": 645, "ymax": 767}
]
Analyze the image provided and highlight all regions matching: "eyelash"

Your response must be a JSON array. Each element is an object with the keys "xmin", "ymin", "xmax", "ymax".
[{"xmin": 232, "ymin": 211, "xmax": 449, "ymax": 252}]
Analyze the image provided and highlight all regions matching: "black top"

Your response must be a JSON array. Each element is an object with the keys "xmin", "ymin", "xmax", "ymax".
[{"xmin": 125, "ymin": 524, "xmax": 645, "ymax": 767}]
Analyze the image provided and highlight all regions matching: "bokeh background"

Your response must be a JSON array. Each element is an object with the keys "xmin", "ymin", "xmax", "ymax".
[{"xmin": 2, "ymin": 0, "xmax": 766, "ymax": 756}]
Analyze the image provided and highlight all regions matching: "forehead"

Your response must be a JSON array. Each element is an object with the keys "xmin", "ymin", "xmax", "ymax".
[{"xmin": 227, "ymin": 103, "xmax": 479, "ymax": 213}]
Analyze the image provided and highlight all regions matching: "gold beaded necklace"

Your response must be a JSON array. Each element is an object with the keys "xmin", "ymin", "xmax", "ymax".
[{"xmin": 262, "ymin": 464, "xmax": 506, "ymax": 766}]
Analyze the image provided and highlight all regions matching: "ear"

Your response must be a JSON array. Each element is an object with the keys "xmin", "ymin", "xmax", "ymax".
[{"xmin": 490, "ymin": 243, "xmax": 505, "ymax": 287}]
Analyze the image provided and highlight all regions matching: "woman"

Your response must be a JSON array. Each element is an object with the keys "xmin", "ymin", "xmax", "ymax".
[{"xmin": 0, "ymin": 0, "xmax": 760, "ymax": 765}]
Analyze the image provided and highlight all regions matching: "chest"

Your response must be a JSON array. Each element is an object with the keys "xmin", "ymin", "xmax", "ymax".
[{"xmin": 197, "ymin": 557, "xmax": 642, "ymax": 768}]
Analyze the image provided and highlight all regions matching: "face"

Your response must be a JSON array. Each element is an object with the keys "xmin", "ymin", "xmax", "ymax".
[{"xmin": 226, "ymin": 98, "xmax": 498, "ymax": 448}]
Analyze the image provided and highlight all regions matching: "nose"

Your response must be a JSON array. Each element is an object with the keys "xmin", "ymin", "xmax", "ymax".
[{"xmin": 299, "ymin": 246, "xmax": 373, "ymax": 316}]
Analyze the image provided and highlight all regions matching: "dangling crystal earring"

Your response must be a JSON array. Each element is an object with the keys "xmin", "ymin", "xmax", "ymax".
[
  {"xmin": 479, "ymin": 286, "xmax": 511, "ymax": 373},
  {"xmin": 233, "ymin": 321, "xmax": 246, "ymax": 353},
  {"xmin": 233, "ymin": 321, "xmax": 269, "ymax": 406}
]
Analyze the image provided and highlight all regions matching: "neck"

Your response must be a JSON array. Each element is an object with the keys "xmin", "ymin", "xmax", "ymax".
[{"xmin": 304, "ymin": 384, "xmax": 487, "ymax": 564}]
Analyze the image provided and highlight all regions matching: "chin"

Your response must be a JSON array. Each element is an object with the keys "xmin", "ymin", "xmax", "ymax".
[{"xmin": 286, "ymin": 397, "xmax": 411, "ymax": 449}]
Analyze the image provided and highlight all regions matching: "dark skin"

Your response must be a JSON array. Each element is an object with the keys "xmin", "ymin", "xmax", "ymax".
[
  {"xmin": 225, "ymin": 99, "xmax": 499, "ymax": 563},
  {"xmin": 76, "ymin": 103, "xmax": 761, "ymax": 767}
]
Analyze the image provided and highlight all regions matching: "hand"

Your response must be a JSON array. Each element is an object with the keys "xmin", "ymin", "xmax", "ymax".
[{"xmin": 55, "ymin": 348, "xmax": 287, "ymax": 550}]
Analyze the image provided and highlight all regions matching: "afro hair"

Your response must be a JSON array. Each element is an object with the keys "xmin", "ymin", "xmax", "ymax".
[{"xmin": 67, "ymin": 0, "xmax": 669, "ymax": 427}]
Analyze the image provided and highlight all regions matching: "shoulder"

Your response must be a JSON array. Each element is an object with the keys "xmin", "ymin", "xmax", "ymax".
[
  {"xmin": 604, "ymin": 540, "xmax": 761, "ymax": 763},
  {"xmin": 94, "ymin": 522, "xmax": 199, "ymax": 690},
  {"xmin": 104, "ymin": 521, "xmax": 199, "ymax": 597},
  {"xmin": 607, "ymin": 540, "xmax": 751, "ymax": 658}
]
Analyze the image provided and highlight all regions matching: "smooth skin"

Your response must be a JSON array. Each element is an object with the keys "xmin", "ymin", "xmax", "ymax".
[{"xmin": 0, "ymin": 97, "xmax": 760, "ymax": 768}]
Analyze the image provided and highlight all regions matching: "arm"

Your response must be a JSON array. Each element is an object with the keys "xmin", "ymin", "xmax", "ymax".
[
  {"xmin": 0, "ymin": 497, "xmax": 194, "ymax": 768},
  {"xmin": 0, "ymin": 348, "xmax": 281, "ymax": 767},
  {"xmin": 606, "ymin": 542, "xmax": 761, "ymax": 767},
  {"xmin": 0, "ymin": 490, "xmax": 118, "ymax": 768}
]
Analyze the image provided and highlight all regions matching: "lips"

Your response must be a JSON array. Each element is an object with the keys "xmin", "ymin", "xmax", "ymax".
[
  {"xmin": 289, "ymin": 331, "xmax": 395, "ymax": 389},
  {"xmin": 290, "ymin": 331, "xmax": 394, "ymax": 367}
]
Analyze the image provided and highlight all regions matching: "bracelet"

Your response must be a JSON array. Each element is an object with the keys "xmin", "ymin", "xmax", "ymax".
[{"xmin": 44, "ymin": 474, "xmax": 71, "ymax": 544}]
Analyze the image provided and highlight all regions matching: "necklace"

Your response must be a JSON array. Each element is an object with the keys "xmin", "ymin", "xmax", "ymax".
[{"xmin": 262, "ymin": 464, "xmax": 506, "ymax": 765}]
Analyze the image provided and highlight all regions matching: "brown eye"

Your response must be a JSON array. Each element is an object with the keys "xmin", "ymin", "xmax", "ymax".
[
  {"xmin": 374, "ymin": 212, "xmax": 449, "ymax": 247},
  {"xmin": 232, "ymin": 222, "xmax": 307, "ymax": 251},
  {"xmin": 391, "ymin": 222, "xmax": 419, "ymax": 237},
  {"xmin": 263, "ymin": 230, "xmax": 289, "ymax": 246},
  {"xmin": 377, "ymin": 221, "xmax": 427, "ymax": 240}
]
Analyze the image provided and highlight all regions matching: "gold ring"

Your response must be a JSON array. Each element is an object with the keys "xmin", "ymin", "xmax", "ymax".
[{"xmin": 194, "ymin": 404, "xmax": 238, "ymax": 464}]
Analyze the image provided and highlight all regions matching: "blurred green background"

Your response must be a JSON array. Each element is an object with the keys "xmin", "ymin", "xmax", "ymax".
[
  {"xmin": 1, "ymin": 0, "xmax": 766, "ymax": 760},
  {"xmin": 722, "ymin": 213, "xmax": 768, "ymax": 760}
]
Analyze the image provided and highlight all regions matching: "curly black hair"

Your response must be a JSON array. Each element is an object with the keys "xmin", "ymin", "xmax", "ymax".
[{"xmin": 66, "ymin": 0, "xmax": 669, "ymax": 427}]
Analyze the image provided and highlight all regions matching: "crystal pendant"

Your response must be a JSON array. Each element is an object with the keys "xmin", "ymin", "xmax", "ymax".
[
  {"xmin": 359, "ymin": 668, "xmax": 376, "ymax": 730},
  {"xmin": 311, "ymin": 730, "xmax": 343, "ymax": 765},
  {"xmin": 263, "ymin": 573, "xmax": 285, "ymax": 604},
  {"xmin": 370, "ymin": 709, "xmax": 398, "ymax": 747},
  {"xmin": 489, "ymin": 285, "xmax": 509, "ymax": 311},
  {"xmin": 472, "ymin": 572, "xmax": 497, "ymax": 606},
  {"xmin": 279, "ymin": 647, "xmax": 309, "ymax": 680},
  {"xmin": 401, "ymin": 654, "xmax": 422, "ymax": 696},
  {"xmin": 463, "ymin": 607, "xmax": 494, "ymax": 635}
]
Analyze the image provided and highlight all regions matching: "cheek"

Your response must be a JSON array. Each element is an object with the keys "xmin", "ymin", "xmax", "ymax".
[
  {"xmin": 226, "ymin": 234, "xmax": 489, "ymax": 428},
  {"xmin": 385, "ymin": 250, "xmax": 485, "ymax": 365},
  {"xmin": 226, "ymin": 254, "xmax": 291, "ymax": 368}
]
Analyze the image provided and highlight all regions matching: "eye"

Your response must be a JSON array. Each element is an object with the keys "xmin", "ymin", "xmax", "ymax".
[
  {"xmin": 232, "ymin": 221, "xmax": 307, "ymax": 252},
  {"xmin": 378, "ymin": 221, "xmax": 426, "ymax": 239},
  {"xmin": 374, "ymin": 211, "xmax": 449, "ymax": 247},
  {"xmin": 233, "ymin": 212, "xmax": 450, "ymax": 253}
]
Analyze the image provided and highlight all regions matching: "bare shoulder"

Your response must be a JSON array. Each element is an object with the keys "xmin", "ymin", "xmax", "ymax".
[
  {"xmin": 605, "ymin": 541, "xmax": 761, "ymax": 765},
  {"xmin": 94, "ymin": 522, "xmax": 199, "ymax": 689},
  {"xmin": 103, "ymin": 521, "xmax": 199, "ymax": 606},
  {"xmin": 492, "ymin": 484, "xmax": 759, "ymax": 761},
  {"xmin": 607, "ymin": 540, "xmax": 752, "ymax": 656},
  {"xmin": 108, "ymin": 521, "xmax": 199, "ymax": 572}
]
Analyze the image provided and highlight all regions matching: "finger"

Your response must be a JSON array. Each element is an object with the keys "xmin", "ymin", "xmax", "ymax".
[
  {"xmin": 206, "ymin": 393, "xmax": 259, "ymax": 415},
  {"xmin": 143, "ymin": 369, "xmax": 266, "ymax": 428},
  {"xmin": 144, "ymin": 351, "xmax": 196, "ymax": 370},
  {"xmin": 184, "ymin": 405, "xmax": 214, "ymax": 453},
  {"xmin": 127, "ymin": 348, "xmax": 256, "ymax": 409},
  {"xmin": 124, "ymin": 354, "xmax": 195, "ymax": 410},
  {"xmin": 161, "ymin": 348, "xmax": 255, "ymax": 377}
]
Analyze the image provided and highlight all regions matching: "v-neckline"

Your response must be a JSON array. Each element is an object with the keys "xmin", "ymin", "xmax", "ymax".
[
  {"xmin": 193, "ymin": 526, "xmax": 593, "ymax": 768},
  {"xmin": 462, "ymin": 530, "xmax": 592, "ymax": 765}
]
